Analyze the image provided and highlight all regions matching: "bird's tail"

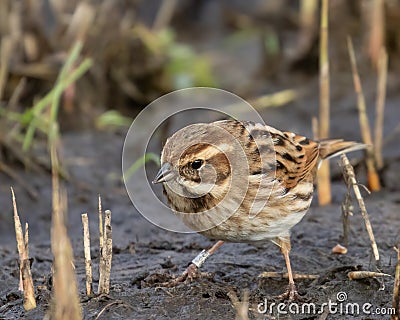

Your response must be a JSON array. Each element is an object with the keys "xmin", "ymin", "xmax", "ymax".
[{"xmin": 318, "ymin": 139, "xmax": 366, "ymax": 160}]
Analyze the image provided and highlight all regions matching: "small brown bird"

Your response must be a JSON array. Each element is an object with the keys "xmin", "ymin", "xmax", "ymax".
[{"xmin": 153, "ymin": 120, "xmax": 364, "ymax": 300}]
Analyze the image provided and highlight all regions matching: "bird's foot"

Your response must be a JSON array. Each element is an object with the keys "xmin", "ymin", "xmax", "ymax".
[
  {"xmin": 274, "ymin": 283, "xmax": 304, "ymax": 302},
  {"xmin": 159, "ymin": 263, "xmax": 213, "ymax": 288}
]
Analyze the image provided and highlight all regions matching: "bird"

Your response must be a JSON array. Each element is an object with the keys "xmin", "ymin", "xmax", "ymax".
[{"xmin": 153, "ymin": 119, "xmax": 365, "ymax": 300}]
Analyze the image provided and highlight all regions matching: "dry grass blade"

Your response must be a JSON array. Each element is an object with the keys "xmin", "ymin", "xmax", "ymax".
[
  {"xmin": 317, "ymin": 0, "xmax": 331, "ymax": 205},
  {"xmin": 258, "ymin": 271, "xmax": 319, "ymax": 280},
  {"xmin": 374, "ymin": 48, "xmax": 388, "ymax": 170},
  {"xmin": 50, "ymin": 141, "xmax": 82, "ymax": 319},
  {"xmin": 347, "ymin": 36, "xmax": 381, "ymax": 192},
  {"xmin": 82, "ymin": 213, "xmax": 93, "ymax": 296},
  {"xmin": 393, "ymin": 246, "xmax": 400, "ymax": 320},
  {"xmin": 341, "ymin": 154, "xmax": 380, "ymax": 264},
  {"xmin": 11, "ymin": 187, "xmax": 36, "ymax": 311}
]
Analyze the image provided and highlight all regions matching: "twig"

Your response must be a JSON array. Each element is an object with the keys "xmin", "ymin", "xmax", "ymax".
[
  {"xmin": 341, "ymin": 154, "xmax": 380, "ymax": 265},
  {"xmin": 347, "ymin": 36, "xmax": 381, "ymax": 192},
  {"xmin": 317, "ymin": 0, "xmax": 331, "ymax": 205},
  {"xmin": 228, "ymin": 289, "xmax": 249, "ymax": 320},
  {"xmin": 11, "ymin": 187, "xmax": 36, "ymax": 310},
  {"xmin": 374, "ymin": 48, "xmax": 388, "ymax": 170},
  {"xmin": 98, "ymin": 210, "xmax": 112, "ymax": 294},
  {"xmin": 392, "ymin": 246, "xmax": 400, "ymax": 320},
  {"xmin": 95, "ymin": 301, "xmax": 124, "ymax": 320},
  {"xmin": 82, "ymin": 213, "xmax": 93, "ymax": 296}
]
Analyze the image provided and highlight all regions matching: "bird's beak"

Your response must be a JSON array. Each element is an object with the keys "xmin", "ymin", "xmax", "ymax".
[{"xmin": 152, "ymin": 162, "xmax": 175, "ymax": 184}]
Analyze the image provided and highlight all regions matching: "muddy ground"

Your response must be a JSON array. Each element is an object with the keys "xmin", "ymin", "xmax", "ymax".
[
  {"xmin": 0, "ymin": 73, "xmax": 399, "ymax": 319},
  {"xmin": 1, "ymin": 3, "xmax": 400, "ymax": 316}
]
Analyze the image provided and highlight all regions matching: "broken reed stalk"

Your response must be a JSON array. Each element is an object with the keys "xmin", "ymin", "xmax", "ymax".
[
  {"xmin": 374, "ymin": 48, "xmax": 388, "ymax": 170},
  {"xmin": 50, "ymin": 139, "xmax": 82, "ymax": 319},
  {"xmin": 11, "ymin": 188, "xmax": 37, "ymax": 311},
  {"xmin": 317, "ymin": 0, "xmax": 331, "ymax": 205},
  {"xmin": 98, "ymin": 195, "xmax": 103, "ymax": 253},
  {"xmin": 98, "ymin": 210, "xmax": 113, "ymax": 294},
  {"xmin": 341, "ymin": 154, "xmax": 380, "ymax": 265},
  {"xmin": 393, "ymin": 246, "xmax": 400, "ymax": 320},
  {"xmin": 81, "ymin": 213, "xmax": 93, "ymax": 296},
  {"xmin": 347, "ymin": 37, "xmax": 381, "ymax": 192},
  {"xmin": 348, "ymin": 270, "xmax": 390, "ymax": 280}
]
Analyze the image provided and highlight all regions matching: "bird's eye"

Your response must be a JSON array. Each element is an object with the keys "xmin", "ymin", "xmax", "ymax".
[{"xmin": 191, "ymin": 159, "xmax": 203, "ymax": 170}]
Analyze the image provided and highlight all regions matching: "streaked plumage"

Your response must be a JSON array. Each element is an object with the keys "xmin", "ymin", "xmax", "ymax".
[{"xmin": 154, "ymin": 119, "xmax": 365, "ymax": 299}]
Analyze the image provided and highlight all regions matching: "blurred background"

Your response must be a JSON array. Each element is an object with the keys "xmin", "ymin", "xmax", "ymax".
[
  {"xmin": 1, "ymin": 0, "xmax": 400, "ymax": 129},
  {"xmin": 1, "ymin": 2, "xmax": 400, "ymax": 318},
  {"xmin": 0, "ymin": 0, "xmax": 399, "ymax": 243}
]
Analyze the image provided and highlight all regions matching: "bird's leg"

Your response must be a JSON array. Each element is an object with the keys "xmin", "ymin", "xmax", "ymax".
[
  {"xmin": 161, "ymin": 240, "xmax": 224, "ymax": 287},
  {"xmin": 275, "ymin": 236, "xmax": 301, "ymax": 301}
]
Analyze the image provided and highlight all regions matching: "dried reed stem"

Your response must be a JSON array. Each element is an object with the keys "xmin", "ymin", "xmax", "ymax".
[
  {"xmin": 11, "ymin": 188, "xmax": 36, "ymax": 310},
  {"xmin": 348, "ymin": 270, "xmax": 390, "ymax": 280},
  {"xmin": 317, "ymin": 0, "xmax": 331, "ymax": 205},
  {"xmin": 98, "ymin": 195, "xmax": 103, "ymax": 253},
  {"xmin": 368, "ymin": 0, "xmax": 385, "ymax": 68},
  {"xmin": 98, "ymin": 210, "xmax": 112, "ymax": 294},
  {"xmin": 392, "ymin": 246, "xmax": 400, "ymax": 320},
  {"xmin": 341, "ymin": 154, "xmax": 380, "ymax": 264},
  {"xmin": 81, "ymin": 213, "xmax": 93, "ymax": 296},
  {"xmin": 347, "ymin": 36, "xmax": 381, "ymax": 192},
  {"xmin": 50, "ymin": 140, "xmax": 82, "ymax": 319},
  {"xmin": 258, "ymin": 271, "xmax": 319, "ymax": 280},
  {"xmin": 374, "ymin": 48, "xmax": 388, "ymax": 170}
]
